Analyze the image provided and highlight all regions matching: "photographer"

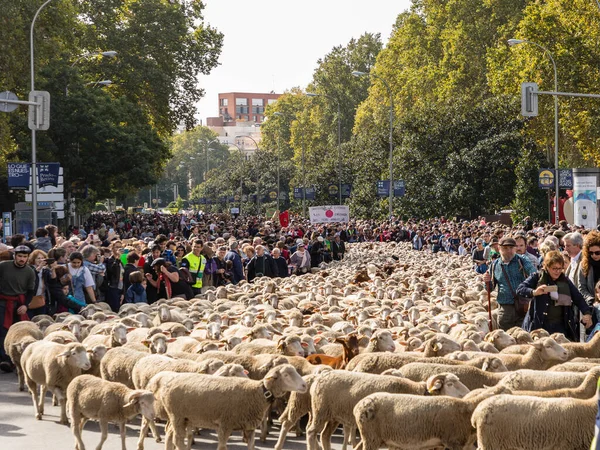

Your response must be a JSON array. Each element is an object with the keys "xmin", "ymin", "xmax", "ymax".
[{"xmin": 517, "ymin": 250, "xmax": 592, "ymax": 341}]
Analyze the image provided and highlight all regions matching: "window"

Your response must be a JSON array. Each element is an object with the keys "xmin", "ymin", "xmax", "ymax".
[
  {"xmin": 252, "ymin": 98, "xmax": 264, "ymax": 114},
  {"xmin": 220, "ymin": 98, "xmax": 228, "ymax": 107},
  {"xmin": 236, "ymin": 98, "xmax": 248, "ymax": 114},
  {"xmin": 252, "ymin": 98, "xmax": 263, "ymax": 106},
  {"xmin": 268, "ymin": 98, "xmax": 277, "ymax": 105}
]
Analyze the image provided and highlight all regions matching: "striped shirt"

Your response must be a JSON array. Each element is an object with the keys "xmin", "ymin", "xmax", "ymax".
[
  {"xmin": 83, "ymin": 260, "xmax": 106, "ymax": 276},
  {"xmin": 491, "ymin": 254, "xmax": 536, "ymax": 305}
]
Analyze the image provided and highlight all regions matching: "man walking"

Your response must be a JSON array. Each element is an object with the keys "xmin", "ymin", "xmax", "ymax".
[
  {"xmin": 181, "ymin": 239, "xmax": 206, "ymax": 296},
  {"xmin": 483, "ymin": 236, "xmax": 536, "ymax": 331},
  {"xmin": 0, "ymin": 246, "xmax": 36, "ymax": 372}
]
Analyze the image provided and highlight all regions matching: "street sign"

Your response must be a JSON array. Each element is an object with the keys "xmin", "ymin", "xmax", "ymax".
[
  {"xmin": 0, "ymin": 91, "xmax": 19, "ymax": 113},
  {"xmin": 558, "ymin": 169, "xmax": 573, "ymax": 189},
  {"xmin": 7, "ymin": 163, "xmax": 31, "ymax": 189},
  {"xmin": 393, "ymin": 180, "xmax": 405, "ymax": 197},
  {"xmin": 305, "ymin": 187, "xmax": 316, "ymax": 200},
  {"xmin": 521, "ymin": 82, "xmax": 539, "ymax": 117},
  {"xmin": 28, "ymin": 90, "xmax": 50, "ymax": 131},
  {"xmin": 341, "ymin": 183, "xmax": 352, "ymax": 198},
  {"xmin": 293, "ymin": 187, "xmax": 303, "ymax": 199},
  {"xmin": 538, "ymin": 168, "xmax": 554, "ymax": 189}
]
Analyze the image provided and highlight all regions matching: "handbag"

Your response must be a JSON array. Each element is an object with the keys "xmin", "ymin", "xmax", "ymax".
[
  {"xmin": 179, "ymin": 267, "xmax": 195, "ymax": 285},
  {"xmin": 29, "ymin": 295, "xmax": 46, "ymax": 309},
  {"xmin": 499, "ymin": 260, "xmax": 530, "ymax": 315}
]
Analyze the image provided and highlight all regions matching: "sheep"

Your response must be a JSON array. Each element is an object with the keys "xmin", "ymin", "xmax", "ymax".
[
  {"xmin": 139, "ymin": 332, "xmax": 173, "ymax": 354},
  {"xmin": 4, "ymin": 321, "xmax": 44, "ymax": 391},
  {"xmin": 306, "ymin": 370, "xmax": 470, "ymax": 450},
  {"xmin": 212, "ymin": 363, "xmax": 249, "ymax": 378},
  {"xmin": 173, "ymin": 350, "xmax": 288, "ymax": 380},
  {"xmin": 100, "ymin": 347, "xmax": 151, "ymax": 389},
  {"xmin": 131, "ymin": 354, "xmax": 224, "ymax": 390},
  {"xmin": 363, "ymin": 329, "xmax": 396, "ymax": 353},
  {"xmin": 158, "ymin": 321, "xmax": 191, "ymax": 337},
  {"xmin": 550, "ymin": 362, "xmax": 600, "ymax": 372},
  {"xmin": 397, "ymin": 362, "xmax": 509, "ymax": 390},
  {"xmin": 483, "ymin": 329, "xmax": 516, "ymax": 351},
  {"xmin": 160, "ymin": 364, "xmax": 307, "ymax": 450},
  {"xmin": 83, "ymin": 344, "xmax": 108, "ymax": 377},
  {"xmin": 44, "ymin": 320, "xmax": 82, "ymax": 341},
  {"xmin": 67, "ymin": 374, "xmax": 155, "ymax": 450},
  {"xmin": 510, "ymin": 368, "xmax": 599, "ymax": 399},
  {"xmin": 353, "ymin": 384, "xmax": 509, "ymax": 450},
  {"xmin": 493, "ymin": 337, "xmax": 568, "ymax": 370},
  {"xmin": 83, "ymin": 322, "xmax": 130, "ymax": 348},
  {"xmin": 498, "ymin": 367, "xmax": 600, "ymax": 391},
  {"xmin": 21, "ymin": 340, "xmax": 91, "ymax": 424},
  {"xmin": 472, "ymin": 393, "xmax": 596, "ymax": 450},
  {"xmin": 43, "ymin": 330, "xmax": 78, "ymax": 344},
  {"xmin": 152, "ymin": 304, "xmax": 186, "ymax": 326},
  {"xmin": 563, "ymin": 330, "xmax": 600, "ymax": 359},
  {"xmin": 233, "ymin": 334, "xmax": 305, "ymax": 357}
]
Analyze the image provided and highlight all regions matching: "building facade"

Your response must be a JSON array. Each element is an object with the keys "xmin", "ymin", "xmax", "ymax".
[{"xmin": 207, "ymin": 92, "xmax": 281, "ymax": 127}]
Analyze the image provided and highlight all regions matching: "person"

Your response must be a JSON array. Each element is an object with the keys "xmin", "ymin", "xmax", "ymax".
[
  {"xmin": 290, "ymin": 243, "xmax": 311, "ymax": 275},
  {"xmin": 146, "ymin": 258, "xmax": 192, "ymax": 300},
  {"xmin": 472, "ymin": 239, "xmax": 487, "ymax": 274},
  {"xmin": 564, "ymin": 232, "xmax": 584, "ymax": 284},
  {"xmin": 33, "ymin": 227, "xmax": 52, "ymax": 252},
  {"xmin": 246, "ymin": 245, "xmax": 277, "ymax": 282},
  {"xmin": 412, "ymin": 231, "xmax": 424, "ymax": 250},
  {"xmin": 483, "ymin": 237, "xmax": 536, "ymax": 330},
  {"xmin": 517, "ymin": 250, "xmax": 592, "ymax": 341},
  {"xmin": 82, "ymin": 245, "xmax": 106, "ymax": 302},
  {"xmin": 0, "ymin": 246, "xmax": 36, "ymax": 372},
  {"xmin": 46, "ymin": 265, "xmax": 84, "ymax": 316},
  {"xmin": 62, "ymin": 284, "xmax": 86, "ymax": 314},
  {"xmin": 310, "ymin": 236, "xmax": 324, "ymax": 267},
  {"xmin": 104, "ymin": 241, "xmax": 124, "ymax": 312},
  {"xmin": 27, "ymin": 249, "xmax": 50, "ymax": 318},
  {"xmin": 576, "ymin": 230, "xmax": 600, "ymax": 307},
  {"xmin": 514, "ymin": 234, "xmax": 538, "ymax": 269},
  {"xmin": 213, "ymin": 246, "xmax": 228, "ymax": 286},
  {"xmin": 224, "ymin": 241, "xmax": 244, "ymax": 285},
  {"xmin": 180, "ymin": 239, "xmax": 206, "ymax": 296},
  {"xmin": 125, "ymin": 271, "xmax": 148, "ymax": 304},
  {"xmin": 484, "ymin": 236, "xmax": 500, "ymax": 261},
  {"xmin": 272, "ymin": 248, "xmax": 289, "ymax": 278},
  {"xmin": 332, "ymin": 235, "xmax": 346, "ymax": 261},
  {"xmin": 123, "ymin": 251, "xmax": 140, "ymax": 295},
  {"xmin": 67, "ymin": 252, "xmax": 96, "ymax": 306}
]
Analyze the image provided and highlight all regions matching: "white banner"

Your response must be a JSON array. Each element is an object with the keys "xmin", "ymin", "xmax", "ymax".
[
  {"xmin": 309, "ymin": 205, "xmax": 349, "ymax": 224},
  {"xmin": 573, "ymin": 175, "xmax": 597, "ymax": 229}
]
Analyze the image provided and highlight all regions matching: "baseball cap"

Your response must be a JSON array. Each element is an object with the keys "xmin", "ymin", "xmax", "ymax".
[
  {"xmin": 499, "ymin": 237, "xmax": 517, "ymax": 247},
  {"xmin": 13, "ymin": 245, "xmax": 31, "ymax": 255}
]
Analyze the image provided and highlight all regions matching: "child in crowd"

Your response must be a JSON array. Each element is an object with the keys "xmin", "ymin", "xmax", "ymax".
[
  {"xmin": 125, "ymin": 271, "xmax": 148, "ymax": 303},
  {"xmin": 63, "ymin": 284, "xmax": 86, "ymax": 314}
]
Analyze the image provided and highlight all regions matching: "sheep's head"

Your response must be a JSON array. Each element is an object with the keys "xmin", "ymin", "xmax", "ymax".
[
  {"xmin": 426, "ymin": 373, "xmax": 470, "ymax": 398},
  {"xmin": 480, "ymin": 357, "xmax": 508, "ymax": 372},
  {"xmin": 86, "ymin": 344, "xmax": 108, "ymax": 363},
  {"xmin": 370, "ymin": 330, "xmax": 396, "ymax": 352},
  {"xmin": 484, "ymin": 329, "xmax": 516, "ymax": 350},
  {"xmin": 531, "ymin": 337, "xmax": 568, "ymax": 362},
  {"xmin": 57, "ymin": 343, "xmax": 91, "ymax": 371},
  {"xmin": 124, "ymin": 390, "xmax": 155, "ymax": 421},
  {"xmin": 277, "ymin": 335, "xmax": 304, "ymax": 357},
  {"xmin": 263, "ymin": 364, "xmax": 307, "ymax": 397}
]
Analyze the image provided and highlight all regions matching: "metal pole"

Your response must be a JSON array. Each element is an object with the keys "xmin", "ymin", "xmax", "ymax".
[
  {"xmin": 552, "ymin": 59, "xmax": 559, "ymax": 225},
  {"xmin": 30, "ymin": 0, "xmax": 54, "ymax": 230},
  {"xmin": 277, "ymin": 136, "xmax": 281, "ymax": 213},
  {"xmin": 302, "ymin": 129, "xmax": 306, "ymax": 218},
  {"xmin": 337, "ymin": 103, "xmax": 342, "ymax": 205},
  {"xmin": 372, "ymin": 75, "xmax": 394, "ymax": 222}
]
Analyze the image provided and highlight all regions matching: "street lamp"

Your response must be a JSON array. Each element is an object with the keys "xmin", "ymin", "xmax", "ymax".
[
  {"xmin": 306, "ymin": 92, "xmax": 342, "ymax": 205},
  {"xmin": 352, "ymin": 70, "xmax": 395, "ymax": 222},
  {"xmin": 272, "ymin": 112, "xmax": 286, "ymax": 212},
  {"xmin": 202, "ymin": 138, "xmax": 220, "ymax": 181},
  {"xmin": 508, "ymin": 38, "xmax": 559, "ymax": 224},
  {"xmin": 229, "ymin": 143, "xmax": 246, "ymax": 215},
  {"xmin": 30, "ymin": 0, "xmax": 55, "ymax": 230},
  {"xmin": 71, "ymin": 50, "xmax": 117, "ymax": 67},
  {"xmin": 235, "ymin": 134, "xmax": 260, "ymax": 158},
  {"xmin": 235, "ymin": 135, "xmax": 261, "ymax": 215},
  {"xmin": 85, "ymin": 80, "xmax": 113, "ymax": 87}
]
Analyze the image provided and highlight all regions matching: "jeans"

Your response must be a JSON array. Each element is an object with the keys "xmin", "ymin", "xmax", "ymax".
[
  {"xmin": 497, "ymin": 303, "xmax": 525, "ymax": 331},
  {"xmin": 105, "ymin": 287, "xmax": 122, "ymax": 313}
]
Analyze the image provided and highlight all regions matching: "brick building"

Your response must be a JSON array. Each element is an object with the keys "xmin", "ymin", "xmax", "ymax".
[{"xmin": 206, "ymin": 92, "xmax": 281, "ymax": 127}]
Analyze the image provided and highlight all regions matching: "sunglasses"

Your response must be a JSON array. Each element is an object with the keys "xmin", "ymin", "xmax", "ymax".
[{"xmin": 590, "ymin": 251, "xmax": 600, "ymax": 256}]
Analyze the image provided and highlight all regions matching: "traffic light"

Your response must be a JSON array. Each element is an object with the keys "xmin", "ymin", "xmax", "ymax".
[{"xmin": 521, "ymin": 82, "xmax": 538, "ymax": 117}]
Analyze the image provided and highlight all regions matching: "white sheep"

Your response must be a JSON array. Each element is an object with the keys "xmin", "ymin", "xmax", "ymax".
[
  {"xmin": 67, "ymin": 374, "xmax": 155, "ymax": 450},
  {"xmin": 131, "ymin": 354, "xmax": 224, "ymax": 389},
  {"xmin": 160, "ymin": 364, "xmax": 307, "ymax": 450},
  {"xmin": 100, "ymin": 346, "xmax": 151, "ymax": 389},
  {"xmin": 21, "ymin": 340, "xmax": 91, "ymax": 424},
  {"xmin": 83, "ymin": 322, "xmax": 130, "ymax": 348},
  {"xmin": 353, "ymin": 384, "xmax": 509, "ymax": 450},
  {"xmin": 4, "ymin": 321, "xmax": 44, "ymax": 391},
  {"xmin": 472, "ymin": 393, "xmax": 596, "ymax": 449},
  {"xmin": 306, "ymin": 370, "xmax": 469, "ymax": 450}
]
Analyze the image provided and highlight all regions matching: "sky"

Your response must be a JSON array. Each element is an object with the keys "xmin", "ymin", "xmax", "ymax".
[{"xmin": 196, "ymin": 0, "xmax": 411, "ymax": 124}]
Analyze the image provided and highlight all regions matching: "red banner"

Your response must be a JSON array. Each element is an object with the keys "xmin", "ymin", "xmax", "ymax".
[{"xmin": 279, "ymin": 210, "xmax": 290, "ymax": 227}]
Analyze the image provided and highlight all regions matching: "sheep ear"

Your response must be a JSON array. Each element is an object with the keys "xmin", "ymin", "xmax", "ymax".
[
  {"xmin": 61, "ymin": 325, "xmax": 70, "ymax": 331},
  {"xmin": 123, "ymin": 391, "xmax": 143, "ymax": 408},
  {"xmin": 126, "ymin": 327, "xmax": 137, "ymax": 332},
  {"xmin": 530, "ymin": 341, "xmax": 543, "ymax": 350},
  {"xmin": 57, "ymin": 350, "xmax": 71, "ymax": 358},
  {"xmin": 300, "ymin": 342, "xmax": 308, "ymax": 348},
  {"xmin": 166, "ymin": 338, "xmax": 177, "ymax": 343},
  {"xmin": 432, "ymin": 342, "xmax": 442, "ymax": 352},
  {"xmin": 313, "ymin": 336, "xmax": 322, "ymax": 344},
  {"xmin": 481, "ymin": 361, "xmax": 489, "ymax": 371},
  {"xmin": 142, "ymin": 340, "xmax": 151, "ymax": 347}
]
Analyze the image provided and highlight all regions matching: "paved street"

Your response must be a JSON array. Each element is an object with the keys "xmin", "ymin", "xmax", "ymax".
[{"xmin": 0, "ymin": 372, "xmax": 344, "ymax": 449}]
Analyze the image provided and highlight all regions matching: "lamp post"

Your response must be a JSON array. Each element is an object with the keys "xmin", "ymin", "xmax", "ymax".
[
  {"xmin": 272, "ymin": 112, "xmax": 286, "ymax": 213},
  {"xmin": 85, "ymin": 80, "xmax": 113, "ymax": 87},
  {"xmin": 229, "ymin": 143, "xmax": 246, "ymax": 215},
  {"xmin": 306, "ymin": 92, "xmax": 342, "ymax": 205},
  {"xmin": 235, "ymin": 134, "xmax": 261, "ymax": 216},
  {"xmin": 203, "ymin": 138, "xmax": 220, "ymax": 181},
  {"xmin": 30, "ymin": 0, "xmax": 55, "ymax": 231},
  {"xmin": 352, "ymin": 70, "xmax": 395, "ymax": 222},
  {"xmin": 70, "ymin": 50, "xmax": 117, "ymax": 67},
  {"xmin": 508, "ymin": 39, "xmax": 559, "ymax": 225}
]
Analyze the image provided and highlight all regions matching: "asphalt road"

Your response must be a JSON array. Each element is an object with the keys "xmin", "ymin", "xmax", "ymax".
[{"xmin": 0, "ymin": 371, "xmax": 347, "ymax": 450}]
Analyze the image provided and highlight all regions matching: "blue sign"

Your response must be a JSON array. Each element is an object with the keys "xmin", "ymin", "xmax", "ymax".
[
  {"xmin": 37, "ymin": 163, "xmax": 60, "ymax": 188},
  {"xmin": 558, "ymin": 169, "xmax": 573, "ymax": 189},
  {"xmin": 328, "ymin": 184, "xmax": 339, "ymax": 197},
  {"xmin": 342, "ymin": 183, "xmax": 352, "ymax": 198},
  {"xmin": 228, "ymin": 196, "xmax": 235, "ymax": 203},
  {"xmin": 293, "ymin": 187, "xmax": 303, "ymax": 199},
  {"xmin": 199, "ymin": 198, "xmax": 206, "ymax": 204},
  {"xmin": 377, "ymin": 180, "xmax": 405, "ymax": 197},
  {"xmin": 538, "ymin": 169, "xmax": 554, "ymax": 189},
  {"xmin": 393, "ymin": 180, "xmax": 405, "ymax": 197},
  {"xmin": 7, "ymin": 163, "xmax": 30, "ymax": 189},
  {"xmin": 219, "ymin": 196, "xmax": 227, "ymax": 203},
  {"xmin": 206, "ymin": 199, "xmax": 213, "ymax": 205},
  {"xmin": 305, "ymin": 187, "xmax": 316, "ymax": 200}
]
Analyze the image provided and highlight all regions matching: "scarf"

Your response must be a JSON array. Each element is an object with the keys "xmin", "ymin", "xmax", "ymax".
[
  {"xmin": 158, "ymin": 273, "xmax": 172, "ymax": 299},
  {"xmin": 590, "ymin": 258, "xmax": 600, "ymax": 285},
  {"xmin": 0, "ymin": 294, "xmax": 28, "ymax": 328},
  {"xmin": 538, "ymin": 271, "xmax": 571, "ymax": 305}
]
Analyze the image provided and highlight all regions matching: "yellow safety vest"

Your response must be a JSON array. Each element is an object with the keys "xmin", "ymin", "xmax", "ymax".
[{"xmin": 184, "ymin": 252, "xmax": 206, "ymax": 289}]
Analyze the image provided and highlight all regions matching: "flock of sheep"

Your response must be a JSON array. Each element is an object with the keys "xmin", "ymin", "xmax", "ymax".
[{"xmin": 4, "ymin": 241, "xmax": 600, "ymax": 450}]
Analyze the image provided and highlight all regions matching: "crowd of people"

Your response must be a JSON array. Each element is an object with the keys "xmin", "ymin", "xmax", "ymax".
[{"xmin": 1, "ymin": 210, "xmax": 600, "ymax": 373}]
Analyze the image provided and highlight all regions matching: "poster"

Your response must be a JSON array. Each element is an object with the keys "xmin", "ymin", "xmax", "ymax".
[
  {"xmin": 573, "ymin": 175, "xmax": 597, "ymax": 229},
  {"xmin": 7, "ymin": 163, "xmax": 30, "ymax": 189},
  {"xmin": 309, "ymin": 205, "xmax": 350, "ymax": 224}
]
